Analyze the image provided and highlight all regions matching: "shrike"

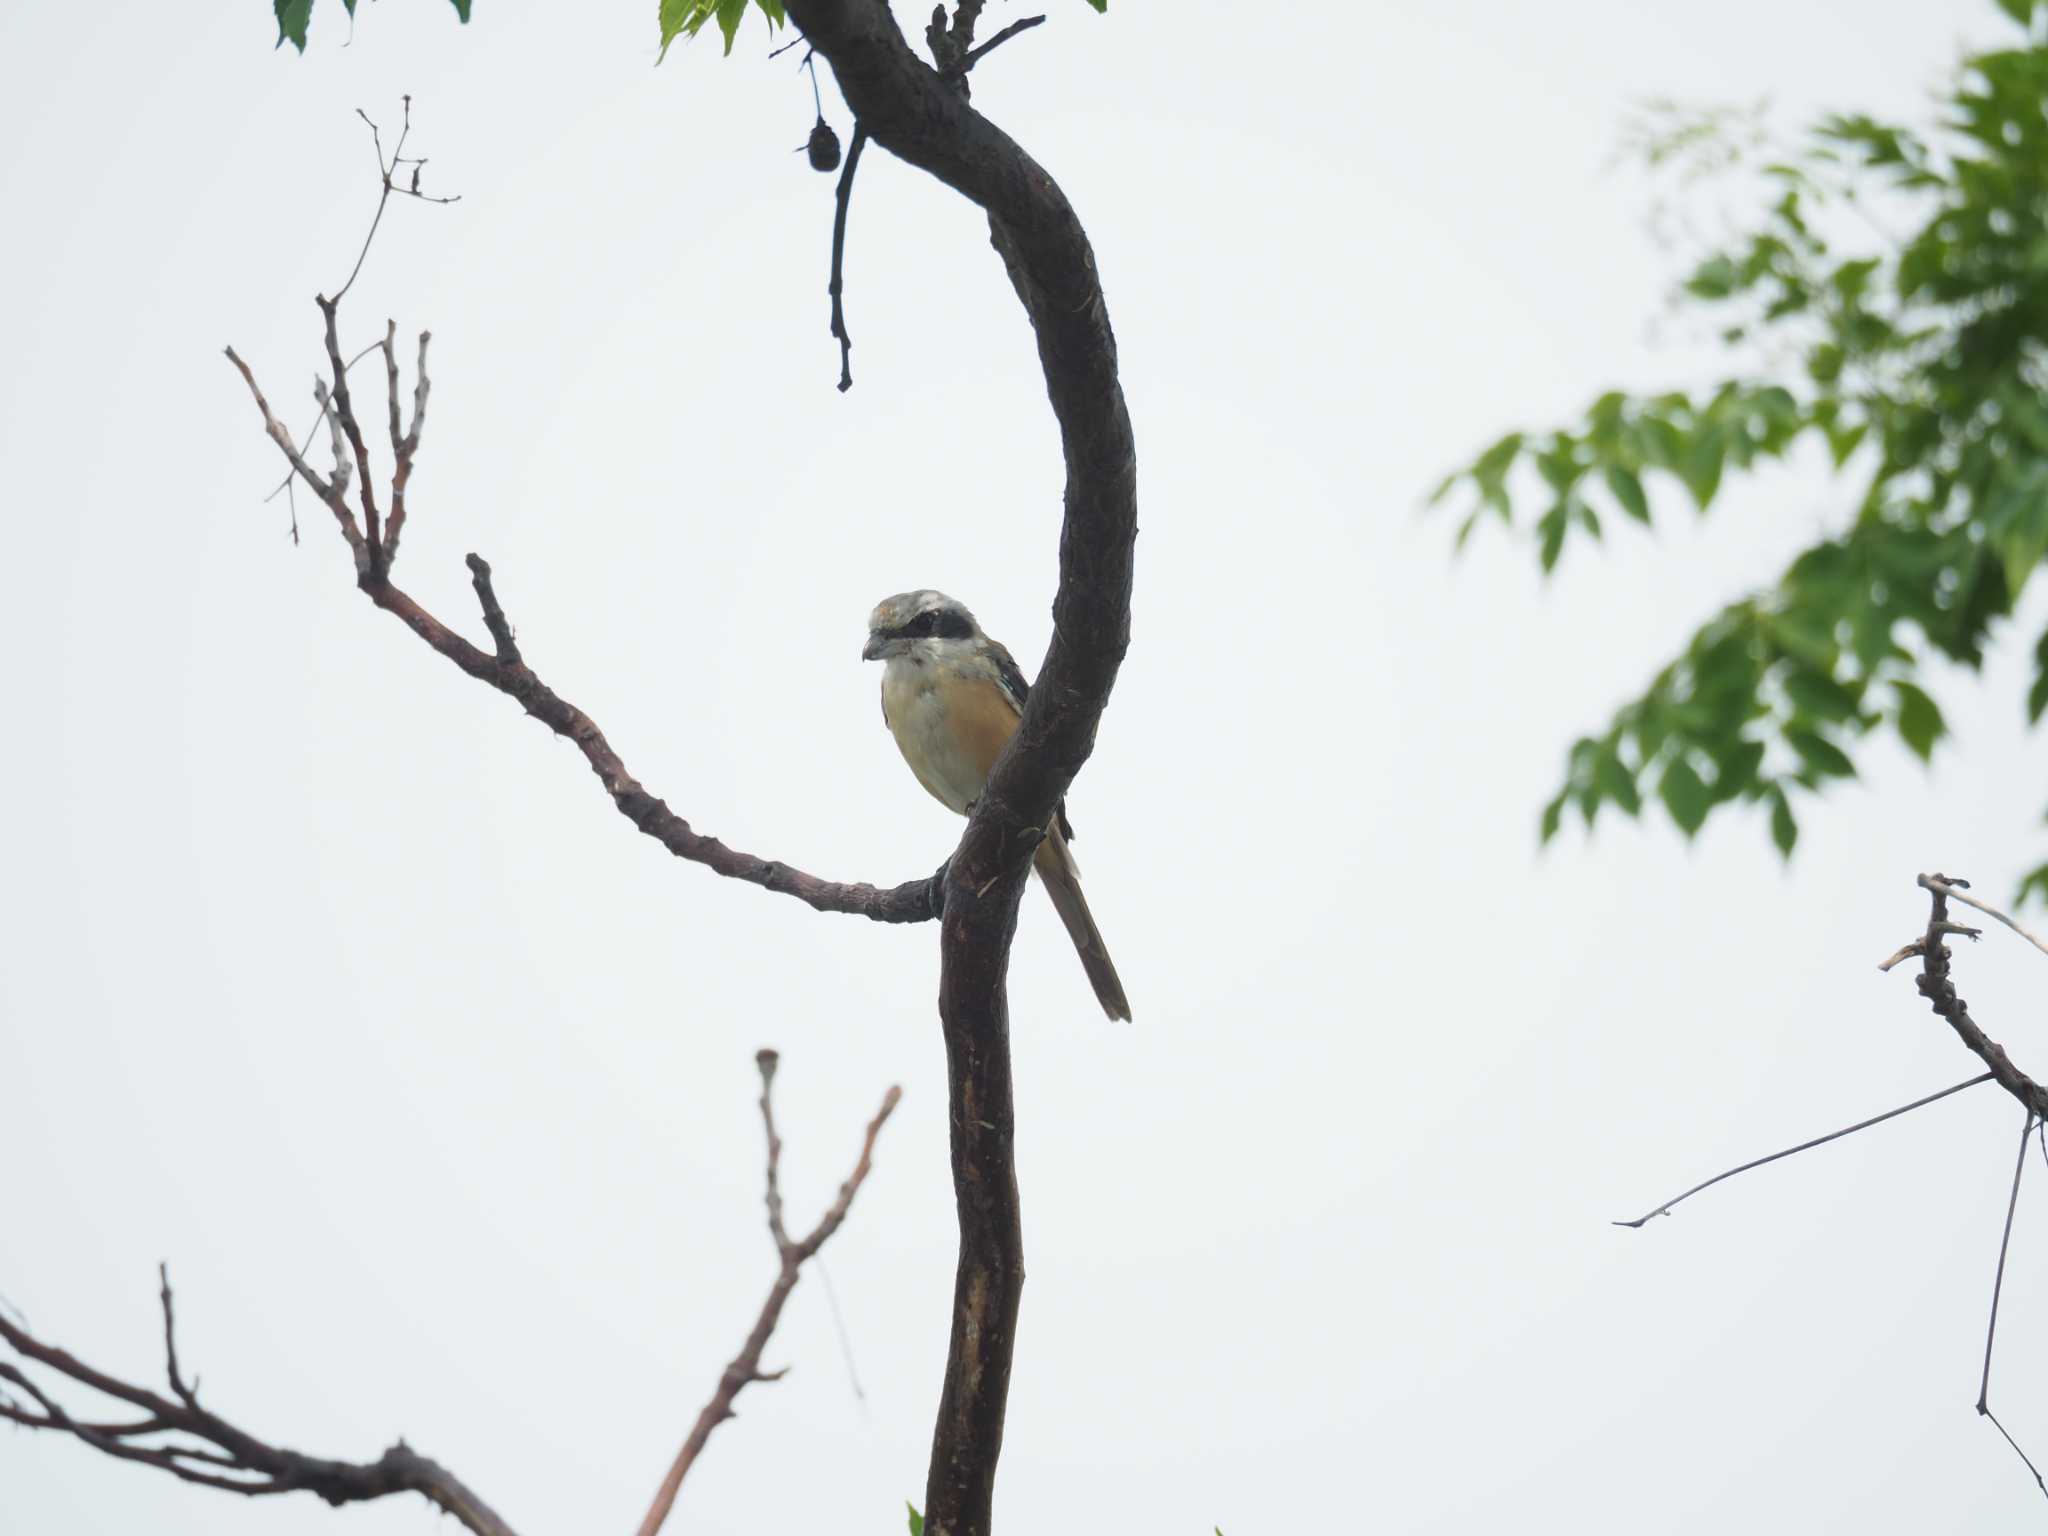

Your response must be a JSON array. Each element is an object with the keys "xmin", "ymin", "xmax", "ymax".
[{"xmin": 862, "ymin": 590, "xmax": 1132, "ymax": 1021}]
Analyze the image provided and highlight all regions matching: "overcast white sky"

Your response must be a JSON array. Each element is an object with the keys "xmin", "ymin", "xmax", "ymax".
[{"xmin": 8, "ymin": 1, "xmax": 2048, "ymax": 1531}]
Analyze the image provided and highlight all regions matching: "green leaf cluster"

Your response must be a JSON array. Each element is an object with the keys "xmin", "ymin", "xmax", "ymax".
[
  {"xmin": 273, "ymin": 0, "xmax": 470, "ymax": 53},
  {"xmin": 1436, "ymin": 1, "xmax": 2048, "ymax": 889},
  {"xmin": 654, "ymin": 0, "xmax": 1105, "ymax": 61},
  {"xmin": 657, "ymin": 0, "xmax": 785, "ymax": 61}
]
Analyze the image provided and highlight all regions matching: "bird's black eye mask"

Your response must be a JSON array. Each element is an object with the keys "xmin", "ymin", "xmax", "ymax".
[{"xmin": 896, "ymin": 609, "xmax": 974, "ymax": 642}]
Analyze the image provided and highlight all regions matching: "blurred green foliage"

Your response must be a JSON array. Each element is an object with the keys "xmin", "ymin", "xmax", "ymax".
[
  {"xmin": 273, "ymin": 0, "xmax": 470, "ymax": 52},
  {"xmin": 658, "ymin": 0, "xmax": 785, "ymax": 60},
  {"xmin": 271, "ymin": 1, "xmax": 1106, "ymax": 62},
  {"xmin": 1434, "ymin": 0, "xmax": 2048, "ymax": 901},
  {"xmin": 654, "ymin": 0, "xmax": 1106, "ymax": 60}
]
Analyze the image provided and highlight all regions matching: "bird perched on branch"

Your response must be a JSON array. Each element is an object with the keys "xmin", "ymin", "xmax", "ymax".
[{"xmin": 862, "ymin": 589, "xmax": 1132, "ymax": 1021}]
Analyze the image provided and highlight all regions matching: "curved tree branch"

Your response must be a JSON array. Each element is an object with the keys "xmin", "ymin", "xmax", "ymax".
[
  {"xmin": 224, "ymin": 16, "xmax": 1139, "ymax": 1528},
  {"xmin": 224, "ymin": 345, "xmax": 944, "ymax": 927},
  {"xmin": 784, "ymin": 6, "xmax": 1139, "ymax": 1533}
]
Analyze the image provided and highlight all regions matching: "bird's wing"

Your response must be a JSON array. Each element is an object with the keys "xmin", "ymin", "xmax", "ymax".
[
  {"xmin": 984, "ymin": 638, "xmax": 1076, "ymax": 844},
  {"xmin": 985, "ymin": 638, "xmax": 1032, "ymax": 715}
]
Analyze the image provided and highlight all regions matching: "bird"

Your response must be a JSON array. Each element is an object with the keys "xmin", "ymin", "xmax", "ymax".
[{"xmin": 862, "ymin": 589, "xmax": 1132, "ymax": 1021}]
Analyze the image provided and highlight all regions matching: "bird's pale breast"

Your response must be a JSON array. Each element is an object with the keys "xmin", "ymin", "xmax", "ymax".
[{"xmin": 881, "ymin": 660, "xmax": 1020, "ymax": 816}]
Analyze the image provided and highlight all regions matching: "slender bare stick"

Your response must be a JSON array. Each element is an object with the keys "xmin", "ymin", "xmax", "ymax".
[
  {"xmin": 1613, "ymin": 1072, "xmax": 1995, "ymax": 1228},
  {"xmin": 963, "ymin": 15, "xmax": 1044, "ymax": 68},
  {"xmin": 635, "ymin": 1058, "xmax": 901, "ymax": 1536},
  {"xmin": 1977, "ymin": 1112, "xmax": 2047, "ymax": 1498},
  {"xmin": 828, "ymin": 123, "xmax": 868, "ymax": 392}
]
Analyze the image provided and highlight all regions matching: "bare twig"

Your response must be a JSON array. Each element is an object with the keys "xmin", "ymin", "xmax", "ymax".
[
  {"xmin": 225, "ymin": 346, "xmax": 368, "ymax": 577},
  {"xmin": 963, "ymin": 15, "xmax": 1045, "ymax": 69},
  {"xmin": 0, "ymin": 1272, "xmax": 518, "ymax": 1535},
  {"xmin": 1921, "ymin": 873, "xmax": 2048, "ymax": 963},
  {"xmin": 318, "ymin": 296, "xmax": 383, "ymax": 563},
  {"xmin": 261, "ymin": 340, "xmax": 386, "ymax": 534},
  {"xmin": 1613, "ymin": 1072, "xmax": 1995, "ymax": 1227},
  {"xmin": 828, "ymin": 123, "xmax": 868, "ymax": 391},
  {"xmin": 335, "ymin": 97, "xmax": 460, "ymax": 305},
  {"xmin": 635, "ymin": 1056, "xmax": 901, "ymax": 1536},
  {"xmin": 1978, "ymin": 1112, "xmax": 2047, "ymax": 1498},
  {"xmin": 1877, "ymin": 938, "xmax": 1925, "ymax": 973},
  {"xmin": 814, "ymin": 1256, "xmax": 867, "ymax": 1404},
  {"xmin": 818, "ymin": 0, "xmax": 1035, "ymax": 393}
]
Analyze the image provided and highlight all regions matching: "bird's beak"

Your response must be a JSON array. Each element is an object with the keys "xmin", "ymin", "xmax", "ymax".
[{"xmin": 861, "ymin": 632, "xmax": 886, "ymax": 661}]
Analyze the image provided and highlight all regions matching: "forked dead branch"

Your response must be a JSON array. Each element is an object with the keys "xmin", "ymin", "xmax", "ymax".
[
  {"xmin": 636, "ymin": 1052, "xmax": 902, "ymax": 1536},
  {"xmin": 1618, "ymin": 871, "xmax": 2048, "ymax": 1497},
  {"xmin": 0, "ymin": 1055, "xmax": 897, "ymax": 1536}
]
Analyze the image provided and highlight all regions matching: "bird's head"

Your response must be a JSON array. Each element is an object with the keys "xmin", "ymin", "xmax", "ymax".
[{"xmin": 862, "ymin": 590, "xmax": 980, "ymax": 661}]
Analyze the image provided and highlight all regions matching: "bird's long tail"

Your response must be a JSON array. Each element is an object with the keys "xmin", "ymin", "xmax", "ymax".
[{"xmin": 1033, "ymin": 824, "xmax": 1132, "ymax": 1021}]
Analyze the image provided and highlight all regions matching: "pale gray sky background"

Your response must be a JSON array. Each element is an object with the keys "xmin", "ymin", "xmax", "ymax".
[{"xmin": 6, "ymin": 2, "xmax": 2047, "ymax": 1531}]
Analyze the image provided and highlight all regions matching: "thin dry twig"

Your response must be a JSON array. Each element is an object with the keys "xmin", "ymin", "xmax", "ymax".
[
  {"xmin": 635, "ymin": 1055, "xmax": 901, "ymax": 1536},
  {"xmin": 963, "ymin": 14, "xmax": 1045, "ymax": 68},
  {"xmin": 1979, "ymin": 1112, "xmax": 2047, "ymax": 1499},
  {"xmin": 818, "ymin": 2, "xmax": 1038, "ymax": 393},
  {"xmin": 262, "ymin": 340, "xmax": 386, "ymax": 542},
  {"xmin": 1921, "ymin": 873, "xmax": 2048, "ymax": 963},
  {"xmin": 336, "ymin": 96, "xmax": 460, "ymax": 304},
  {"xmin": 1613, "ymin": 1072, "xmax": 1995, "ymax": 1227}
]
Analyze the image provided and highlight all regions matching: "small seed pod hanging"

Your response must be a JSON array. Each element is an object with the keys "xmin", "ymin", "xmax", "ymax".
[{"xmin": 807, "ymin": 116, "xmax": 842, "ymax": 173}]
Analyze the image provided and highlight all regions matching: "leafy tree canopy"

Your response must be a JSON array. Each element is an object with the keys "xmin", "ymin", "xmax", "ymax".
[
  {"xmin": 270, "ymin": 0, "xmax": 1105, "ymax": 59},
  {"xmin": 1433, "ymin": 0, "xmax": 2048, "ymax": 898}
]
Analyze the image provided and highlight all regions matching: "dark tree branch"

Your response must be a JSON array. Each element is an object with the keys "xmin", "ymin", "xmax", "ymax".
[
  {"xmin": 317, "ymin": 294, "xmax": 384, "ymax": 568},
  {"xmin": 828, "ymin": 123, "xmax": 868, "ymax": 392},
  {"xmin": 785, "ymin": 5, "xmax": 1139, "ymax": 1532},
  {"xmin": 1612, "ymin": 1072, "xmax": 1996, "ymax": 1228},
  {"xmin": 1910, "ymin": 874, "xmax": 2048, "ymax": 1121},
  {"xmin": 227, "ymin": 339, "xmax": 945, "ymax": 926},
  {"xmin": 0, "ymin": 1271, "xmax": 518, "ymax": 1536},
  {"xmin": 228, "ymin": 20, "xmax": 1138, "ymax": 1528},
  {"xmin": 464, "ymin": 553, "xmax": 522, "ymax": 666},
  {"xmin": 636, "ymin": 1052, "xmax": 901, "ymax": 1536}
]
